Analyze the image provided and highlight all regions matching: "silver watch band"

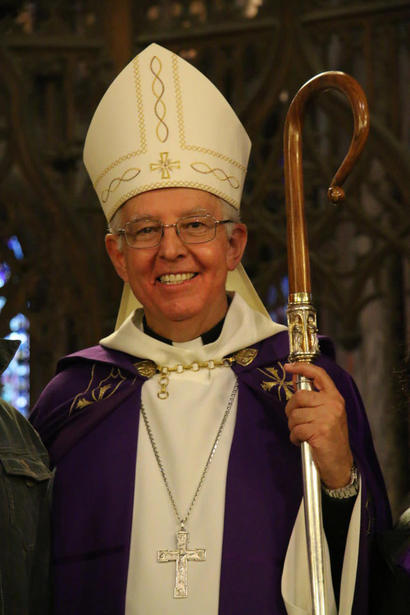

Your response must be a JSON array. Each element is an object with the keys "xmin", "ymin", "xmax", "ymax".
[{"xmin": 322, "ymin": 464, "xmax": 359, "ymax": 499}]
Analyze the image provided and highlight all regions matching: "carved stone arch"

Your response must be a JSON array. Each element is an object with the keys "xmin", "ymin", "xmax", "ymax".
[{"xmin": 0, "ymin": 47, "xmax": 102, "ymax": 399}]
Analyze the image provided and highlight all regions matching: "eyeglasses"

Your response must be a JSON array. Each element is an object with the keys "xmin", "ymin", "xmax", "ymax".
[{"xmin": 116, "ymin": 214, "xmax": 234, "ymax": 249}]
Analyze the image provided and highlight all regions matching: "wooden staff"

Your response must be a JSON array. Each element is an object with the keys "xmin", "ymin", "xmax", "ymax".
[{"xmin": 284, "ymin": 72, "xmax": 369, "ymax": 614}]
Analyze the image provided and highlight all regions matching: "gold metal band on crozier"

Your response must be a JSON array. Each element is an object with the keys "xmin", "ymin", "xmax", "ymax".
[{"xmin": 288, "ymin": 292, "xmax": 312, "ymax": 304}]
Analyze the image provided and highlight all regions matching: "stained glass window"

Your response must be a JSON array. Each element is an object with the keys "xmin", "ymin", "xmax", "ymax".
[{"xmin": 0, "ymin": 236, "xmax": 30, "ymax": 417}]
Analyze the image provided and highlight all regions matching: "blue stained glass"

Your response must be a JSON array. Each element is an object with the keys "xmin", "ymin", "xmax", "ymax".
[
  {"xmin": 1, "ymin": 313, "xmax": 30, "ymax": 416},
  {"xmin": 0, "ymin": 263, "xmax": 10, "ymax": 288},
  {"xmin": 0, "ymin": 237, "xmax": 30, "ymax": 415},
  {"xmin": 16, "ymin": 364, "xmax": 29, "ymax": 376},
  {"xmin": 7, "ymin": 236, "xmax": 24, "ymax": 260},
  {"xmin": 16, "ymin": 396, "xmax": 27, "ymax": 409}
]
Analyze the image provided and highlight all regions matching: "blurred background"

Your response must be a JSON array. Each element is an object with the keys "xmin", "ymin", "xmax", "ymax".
[{"xmin": 0, "ymin": 0, "xmax": 408, "ymax": 518}]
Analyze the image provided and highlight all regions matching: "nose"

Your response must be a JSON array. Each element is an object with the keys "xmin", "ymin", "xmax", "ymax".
[{"xmin": 157, "ymin": 223, "xmax": 187, "ymax": 260}]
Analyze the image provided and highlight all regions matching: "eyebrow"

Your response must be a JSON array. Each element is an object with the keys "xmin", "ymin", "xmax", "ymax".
[{"xmin": 125, "ymin": 208, "xmax": 212, "ymax": 224}]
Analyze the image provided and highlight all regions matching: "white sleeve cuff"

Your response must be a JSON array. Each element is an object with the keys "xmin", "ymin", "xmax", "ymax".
[{"xmin": 281, "ymin": 477, "xmax": 362, "ymax": 615}]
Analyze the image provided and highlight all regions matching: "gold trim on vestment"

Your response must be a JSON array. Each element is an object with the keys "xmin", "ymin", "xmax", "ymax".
[
  {"xmin": 190, "ymin": 162, "xmax": 240, "ymax": 188},
  {"xmin": 134, "ymin": 360, "xmax": 157, "ymax": 378},
  {"xmin": 258, "ymin": 362, "xmax": 294, "ymax": 401},
  {"xmin": 150, "ymin": 152, "xmax": 181, "ymax": 179},
  {"xmin": 150, "ymin": 55, "xmax": 169, "ymax": 143},
  {"xmin": 233, "ymin": 348, "xmax": 258, "ymax": 366},
  {"xmin": 69, "ymin": 365, "xmax": 127, "ymax": 413},
  {"xmin": 93, "ymin": 55, "xmax": 148, "ymax": 189},
  {"xmin": 101, "ymin": 168, "xmax": 141, "ymax": 203},
  {"xmin": 172, "ymin": 55, "xmax": 247, "ymax": 173}
]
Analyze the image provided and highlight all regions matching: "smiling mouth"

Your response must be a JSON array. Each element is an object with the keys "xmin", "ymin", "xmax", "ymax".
[{"xmin": 158, "ymin": 273, "xmax": 197, "ymax": 285}]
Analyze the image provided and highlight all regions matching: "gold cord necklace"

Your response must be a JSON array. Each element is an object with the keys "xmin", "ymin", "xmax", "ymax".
[{"xmin": 139, "ymin": 378, "xmax": 239, "ymax": 598}]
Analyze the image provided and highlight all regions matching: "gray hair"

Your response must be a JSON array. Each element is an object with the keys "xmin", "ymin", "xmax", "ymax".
[
  {"xmin": 219, "ymin": 199, "xmax": 240, "ymax": 237},
  {"xmin": 107, "ymin": 196, "xmax": 241, "ymax": 249},
  {"xmin": 108, "ymin": 205, "xmax": 125, "ymax": 249}
]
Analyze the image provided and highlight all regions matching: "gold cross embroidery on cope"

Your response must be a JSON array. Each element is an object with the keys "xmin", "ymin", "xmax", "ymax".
[
  {"xmin": 150, "ymin": 152, "xmax": 181, "ymax": 179},
  {"xmin": 158, "ymin": 528, "xmax": 206, "ymax": 598},
  {"xmin": 258, "ymin": 361, "xmax": 294, "ymax": 401}
]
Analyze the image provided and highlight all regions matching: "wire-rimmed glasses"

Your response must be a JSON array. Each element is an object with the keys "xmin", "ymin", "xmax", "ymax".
[{"xmin": 116, "ymin": 214, "xmax": 234, "ymax": 249}]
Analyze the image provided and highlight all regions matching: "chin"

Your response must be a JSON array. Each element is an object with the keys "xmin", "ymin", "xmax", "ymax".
[{"xmin": 161, "ymin": 305, "xmax": 202, "ymax": 323}]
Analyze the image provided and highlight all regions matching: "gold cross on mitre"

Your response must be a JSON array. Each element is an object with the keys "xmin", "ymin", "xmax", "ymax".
[
  {"xmin": 150, "ymin": 152, "xmax": 181, "ymax": 179},
  {"xmin": 158, "ymin": 528, "xmax": 206, "ymax": 598}
]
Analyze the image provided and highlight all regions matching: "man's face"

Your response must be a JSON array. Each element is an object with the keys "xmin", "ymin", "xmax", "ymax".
[{"xmin": 105, "ymin": 187, "xmax": 247, "ymax": 337}]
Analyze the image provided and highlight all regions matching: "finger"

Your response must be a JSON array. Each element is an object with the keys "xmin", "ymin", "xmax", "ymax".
[
  {"xmin": 285, "ymin": 389, "xmax": 325, "ymax": 414},
  {"xmin": 289, "ymin": 414, "xmax": 343, "ymax": 446},
  {"xmin": 284, "ymin": 362, "xmax": 337, "ymax": 393},
  {"xmin": 287, "ymin": 407, "xmax": 316, "ymax": 430},
  {"xmin": 287, "ymin": 405, "xmax": 343, "ymax": 433},
  {"xmin": 288, "ymin": 410, "xmax": 342, "ymax": 437},
  {"xmin": 289, "ymin": 423, "xmax": 317, "ymax": 446},
  {"xmin": 285, "ymin": 387, "xmax": 335, "ymax": 417}
]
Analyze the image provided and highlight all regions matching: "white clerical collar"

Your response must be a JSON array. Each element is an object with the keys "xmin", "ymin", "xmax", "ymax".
[
  {"xmin": 100, "ymin": 292, "xmax": 287, "ymax": 365},
  {"xmin": 172, "ymin": 337, "xmax": 204, "ymax": 350}
]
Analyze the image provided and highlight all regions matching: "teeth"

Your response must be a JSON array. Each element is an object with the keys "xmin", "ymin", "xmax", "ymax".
[{"xmin": 159, "ymin": 273, "xmax": 196, "ymax": 284}]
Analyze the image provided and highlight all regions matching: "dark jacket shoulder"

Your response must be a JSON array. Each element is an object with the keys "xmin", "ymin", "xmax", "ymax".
[
  {"xmin": 0, "ymin": 398, "xmax": 49, "ymax": 464},
  {"xmin": 0, "ymin": 339, "xmax": 52, "ymax": 614}
]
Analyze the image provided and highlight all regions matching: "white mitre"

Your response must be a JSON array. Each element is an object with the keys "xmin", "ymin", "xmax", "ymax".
[{"xmin": 83, "ymin": 42, "xmax": 268, "ymax": 326}]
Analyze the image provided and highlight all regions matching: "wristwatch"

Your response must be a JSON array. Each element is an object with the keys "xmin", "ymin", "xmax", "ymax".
[{"xmin": 322, "ymin": 464, "xmax": 359, "ymax": 499}]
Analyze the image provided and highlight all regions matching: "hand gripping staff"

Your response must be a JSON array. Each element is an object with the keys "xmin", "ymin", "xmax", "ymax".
[{"xmin": 283, "ymin": 72, "xmax": 369, "ymax": 614}]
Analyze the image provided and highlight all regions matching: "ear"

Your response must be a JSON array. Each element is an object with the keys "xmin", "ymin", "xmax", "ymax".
[
  {"xmin": 105, "ymin": 234, "xmax": 129, "ymax": 283},
  {"xmin": 226, "ymin": 223, "xmax": 247, "ymax": 271}
]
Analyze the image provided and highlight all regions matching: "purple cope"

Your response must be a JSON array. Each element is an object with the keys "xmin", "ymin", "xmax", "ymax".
[{"xmin": 30, "ymin": 331, "xmax": 391, "ymax": 615}]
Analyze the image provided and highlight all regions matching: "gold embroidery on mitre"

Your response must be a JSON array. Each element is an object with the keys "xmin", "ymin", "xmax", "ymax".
[
  {"xmin": 190, "ymin": 162, "xmax": 240, "ymax": 189},
  {"xmin": 135, "ymin": 360, "xmax": 157, "ymax": 378},
  {"xmin": 150, "ymin": 55, "xmax": 169, "ymax": 143},
  {"xmin": 101, "ymin": 167, "xmax": 141, "ymax": 203},
  {"xmin": 172, "ymin": 55, "xmax": 246, "ymax": 173},
  {"xmin": 94, "ymin": 56, "xmax": 147, "ymax": 189},
  {"xmin": 258, "ymin": 362, "xmax": 294, "ymax": 401},
  {"xmin": 150, "ymin": 152, "xmax": 181, "ymax": 179},
  {"xmin": 233, "ymin": 348, "xmax": 258, "ymax": 366},
  {"xmin": 70, "ymin": 365, "xmax": 127, "ymax": 414}
]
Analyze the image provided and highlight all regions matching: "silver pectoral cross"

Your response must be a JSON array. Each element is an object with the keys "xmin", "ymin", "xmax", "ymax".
[{"xmin": 158, "ymin": 528, "xmax": 206, "ymax": 598}]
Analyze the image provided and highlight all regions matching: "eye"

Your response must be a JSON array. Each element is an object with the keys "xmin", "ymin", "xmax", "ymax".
[
  {"xmin": 137, "ymin": 224, "xmax": 160, "ymax": 236},
  {"xmin": 180, "ymin": 217, "xmax": 212, "ymax": 234},
  {"xmin": 127, "ymin": 220, "xmax": 162, "ymax": 237},
  {"xmin": 188, "ymin": 220, "xmax": 206, "ymax": 229}
]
